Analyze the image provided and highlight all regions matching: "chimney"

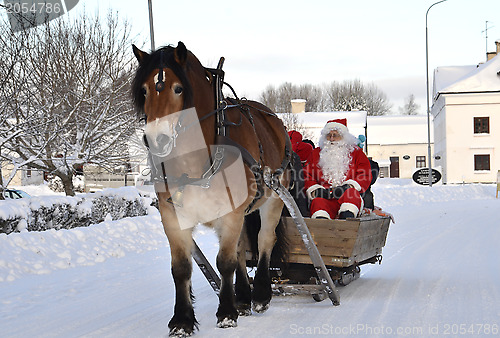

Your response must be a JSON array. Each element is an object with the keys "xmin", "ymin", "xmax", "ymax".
[
  {"xmin": 487, "ymin": 39, "xmax": 500, "ymax": 61},
  {"xmin": 487, "ymin": 52, "xmax": 496, "ymax": 61},
  {"xmin": 291, "ymin": 99, "xmax": 306, "ymax": 113}
]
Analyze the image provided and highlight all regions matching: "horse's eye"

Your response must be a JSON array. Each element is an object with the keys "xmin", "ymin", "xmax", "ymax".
[
  {"xmin": 174, "ymin": 85, "xmax": 183, "ymax": 95},
  {"xmin": 142, "ymin": 85, "xmax": 147, "ymax": 96}
]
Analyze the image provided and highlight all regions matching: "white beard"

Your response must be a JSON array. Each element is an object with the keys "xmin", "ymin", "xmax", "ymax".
[{"xmin": 319, "ymin": 140, "xmax": 355, "ymax": 187}]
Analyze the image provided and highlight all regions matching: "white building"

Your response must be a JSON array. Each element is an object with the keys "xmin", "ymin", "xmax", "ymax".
[
  {"xmin": 282, "ymin": 101, "xmax": 433, "ymax": 179},
  {"xmin": 431, "ymin": 42, "xmax": 500, "ymax": 184}
]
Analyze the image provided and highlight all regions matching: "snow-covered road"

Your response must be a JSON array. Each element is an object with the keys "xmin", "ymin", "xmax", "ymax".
[{"xmin": 1, "ymin": 180, "xmax": 499, "ymax": 337}]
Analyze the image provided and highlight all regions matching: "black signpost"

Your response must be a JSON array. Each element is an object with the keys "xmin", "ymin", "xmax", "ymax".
[{"xmin": 412, "ymin": 168, "xmax": 442, "ymax": 185}]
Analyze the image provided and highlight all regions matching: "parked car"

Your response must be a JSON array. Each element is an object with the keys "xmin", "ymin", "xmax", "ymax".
[{"xmin": 2, "ymin": 189, "xmax": 31, "ymax": 199}]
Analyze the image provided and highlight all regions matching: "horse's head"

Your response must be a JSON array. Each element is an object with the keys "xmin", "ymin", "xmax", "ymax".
[{"xmin": 132, "ymin": 42, "xmax": 214, "ymax": 157}]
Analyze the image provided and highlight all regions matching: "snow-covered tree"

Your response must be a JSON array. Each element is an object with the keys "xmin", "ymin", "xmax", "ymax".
[
  {"xmin": 260, "ymin": 80, "xmax": 391, "ymax": 116},
  {"xmin": 260, "ymin": 82, "xmax": 325, "ymax": 114},
  {"xmin": 398, "ymin": 94, "xmax": 420, "ymax": 115},
  {"xmin": 278, "ymin": 112, "xmax": 314, "ymax": 140},
  {"xmin": 323, "ymin": 79, "xmax": 392, "ymax": 116},
  {"xmin": 0, "ymin": 11, "xmax": 138, "ymax": 196}
]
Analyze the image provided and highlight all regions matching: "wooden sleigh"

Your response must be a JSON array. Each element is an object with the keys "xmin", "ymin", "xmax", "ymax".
[
  {"xmin": 193, "ymin": 175, "xmax": 393, "ymax": 305},
  {"xmin": 248, "ymin": 213, "xmax": 392, "ymax": 302}
]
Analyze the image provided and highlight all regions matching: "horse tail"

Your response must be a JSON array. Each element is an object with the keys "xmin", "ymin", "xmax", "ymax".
[{"xmin": 244, "ymin": 211, "xmax": 289, "ymax": 266}]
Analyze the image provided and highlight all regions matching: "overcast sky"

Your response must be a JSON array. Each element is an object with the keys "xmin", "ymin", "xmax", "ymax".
[{"xmin": 55, "ymin": 0, "xmax": 500, "ymax": 113}]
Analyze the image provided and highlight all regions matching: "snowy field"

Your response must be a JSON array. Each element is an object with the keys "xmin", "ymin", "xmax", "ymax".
[{"xmin": 1, "ymin": 179, "xmax": 499, "ymax": 337}]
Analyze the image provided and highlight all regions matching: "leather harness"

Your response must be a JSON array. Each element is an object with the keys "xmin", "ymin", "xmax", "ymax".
[{"xmin": 145, "ymin": 56, "xmax": 291, "ymax": 209}]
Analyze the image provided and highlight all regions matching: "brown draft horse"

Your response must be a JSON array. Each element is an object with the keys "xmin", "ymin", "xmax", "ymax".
[{"xmin": 132, "ymin": 41, "xmax": 291, "ymax": 336}]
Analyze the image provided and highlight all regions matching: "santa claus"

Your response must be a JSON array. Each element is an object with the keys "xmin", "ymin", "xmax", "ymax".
[{"xmin": 304, "ymin": 119, "xmax": 372, "ymax": 219}]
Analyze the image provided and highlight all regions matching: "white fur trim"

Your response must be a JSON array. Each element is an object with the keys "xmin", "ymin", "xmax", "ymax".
[
  {"xmin": 311, "ymin": 210, "xmax": 331, "ymax": 220},
  {"xmin": 324, "ymin": 122, "xmax": 348, "ymax": 135},
  {"xmin": 339, "ymin": 203, "xmax": 360, "ymax": 217},
  {"xmin": 344, "ymin": 179, "xmax": 362, "ymax": 191},
  {"xmin": 306, "ymin": 184, "xmax": 324, "ymax": 201}
]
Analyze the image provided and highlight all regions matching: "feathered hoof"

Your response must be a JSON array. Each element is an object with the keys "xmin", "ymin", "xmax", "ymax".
[
  {"xmin": 216, "ymin": 317, "xmax": 238, "ymax": 328},
  {"xmin": 237, "ymin": 304, "xmax": 252, "ymax": 316},
  {"xmin": 252, "ymin": 301, "xmax": 270, "ymax": 314},
  {"xmin": 169, "ymin": 327, "xmax": 193, "ymax": 338}
]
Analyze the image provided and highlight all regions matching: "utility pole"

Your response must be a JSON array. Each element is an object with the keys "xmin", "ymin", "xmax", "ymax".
[
  {"xmin": 425, "ymin": 0, "xmax": 448, "ymax": 187},
  {"xmin": 147, "ymin": 0, "xmax": 155, "ymax": 51}
]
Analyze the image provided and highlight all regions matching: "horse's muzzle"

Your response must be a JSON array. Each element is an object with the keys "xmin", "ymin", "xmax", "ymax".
[
  {"xmin": 143, "ymin": 118, "xmax": 177, "ymax": 157},
  {"xmin": 146, "ymin": 133, "xmax": 174, "ymax": 157}
]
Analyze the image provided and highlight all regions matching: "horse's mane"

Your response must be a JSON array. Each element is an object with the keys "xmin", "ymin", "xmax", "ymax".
[{"xmin": 131, "ymin": 45, "xmax": 194, "ymax": 117}]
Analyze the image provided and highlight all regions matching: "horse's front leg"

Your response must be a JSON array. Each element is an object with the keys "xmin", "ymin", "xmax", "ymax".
[
  {"xmin": 214, "ymin": 214, "xmax": 245, "ymax": 328},
  {"xmin": 162, "ymin": 214, "xmax": 198, "ymax": 336}
]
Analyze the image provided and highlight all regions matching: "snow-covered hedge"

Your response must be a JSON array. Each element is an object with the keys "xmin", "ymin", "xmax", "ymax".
[{"xmin": 0, "ymin": 187, "xmax": 154, "ymax": 234}]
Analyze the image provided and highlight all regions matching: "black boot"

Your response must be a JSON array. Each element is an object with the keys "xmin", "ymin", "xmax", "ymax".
[{"xmin": 338, "ymin": 211, "xmax": 355, "ymax": 219}]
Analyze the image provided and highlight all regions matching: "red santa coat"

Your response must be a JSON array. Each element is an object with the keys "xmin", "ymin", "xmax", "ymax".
[{"xmin": 304, "ymin": 146, "xmax": 372, "ymax": 218}]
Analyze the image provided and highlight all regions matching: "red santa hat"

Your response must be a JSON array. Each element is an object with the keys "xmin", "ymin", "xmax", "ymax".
[{"xmin": 323, "ymin": 118, "xmax": 348, "ymax": 135}]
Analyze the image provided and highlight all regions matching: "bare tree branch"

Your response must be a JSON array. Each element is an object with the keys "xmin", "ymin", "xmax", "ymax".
[
  {"xmin": 0, "ymin": 10, "xmax": 138, "ymax": 196},
  {"xmin": 260, "ymin": 80, "xmax": 392, "ymax": 116}
]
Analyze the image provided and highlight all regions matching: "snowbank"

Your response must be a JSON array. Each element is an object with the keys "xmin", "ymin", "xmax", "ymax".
[
  {"xmin": 0, "ymin": 213, "xmax": 166, "ymax": 282},
  {"xmin": 372, "ymin": 178, "xmax": 496, "ymax": 207},
  {"xmin": 0, "ymin": 187, "xmax": 153, "ymax": 234}
]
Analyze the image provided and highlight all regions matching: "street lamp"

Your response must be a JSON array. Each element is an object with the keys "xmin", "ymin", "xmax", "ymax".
[{"xmin": 425, "ymin": 0, "xmax": 448, "ymax": 187}]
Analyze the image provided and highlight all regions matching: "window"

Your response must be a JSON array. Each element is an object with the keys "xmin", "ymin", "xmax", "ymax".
[
  {"xmin": 74, "ymin": 164, "xmax": 84, "ymax": 176},
  {"xmin": 474, "ymin": 155, "xmax": 490, "ymax": 171},
  {"xmin": 474, "ymin": 117, "xmax": 489, "ymax": 134},
  {"xmin": 416, "ymin": 156, "xmax": 426, "ymax": 168},
  {"xmin": 379, "ymin": 167, "xmax": 388, "ymax": 178}
]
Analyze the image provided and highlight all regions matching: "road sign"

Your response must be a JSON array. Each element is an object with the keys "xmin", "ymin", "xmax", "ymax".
[{"xmin": 412, "ymin": 168, "xmax": 442, "ymax": 185}]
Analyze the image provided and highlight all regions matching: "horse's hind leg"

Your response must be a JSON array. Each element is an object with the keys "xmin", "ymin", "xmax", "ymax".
[
  {"xmin": 163, "ymin": 223, "xmax": 198, "ymax": 336},
  {"xmin": 235, "ymin": 222, "xmax": 253, "ymax": 316},
  {"xmin": 252, "ymin": 196, "xmax": 283, "ymax": 313}
]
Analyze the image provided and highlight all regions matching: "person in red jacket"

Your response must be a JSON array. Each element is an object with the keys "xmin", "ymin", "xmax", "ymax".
[
  {"xmin": 304, "ymin": 119, "xmax": 372, "ymax": 219},
  {"xmin": 288, "ymin": 130, "xmax": 313, "ymax": 166}
]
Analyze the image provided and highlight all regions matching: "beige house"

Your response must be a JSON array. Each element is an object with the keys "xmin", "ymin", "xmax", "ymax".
[
  {"xmin": 431, "ymin": 42, "xmax": 500, "ymax": 184},
  {"xmin": 1, "ymin": 162, "xmax": 44, "ymax": 187},
  {"xmin": 366, "ymin": 115, "xmax": 434, "ymax": 179}
]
